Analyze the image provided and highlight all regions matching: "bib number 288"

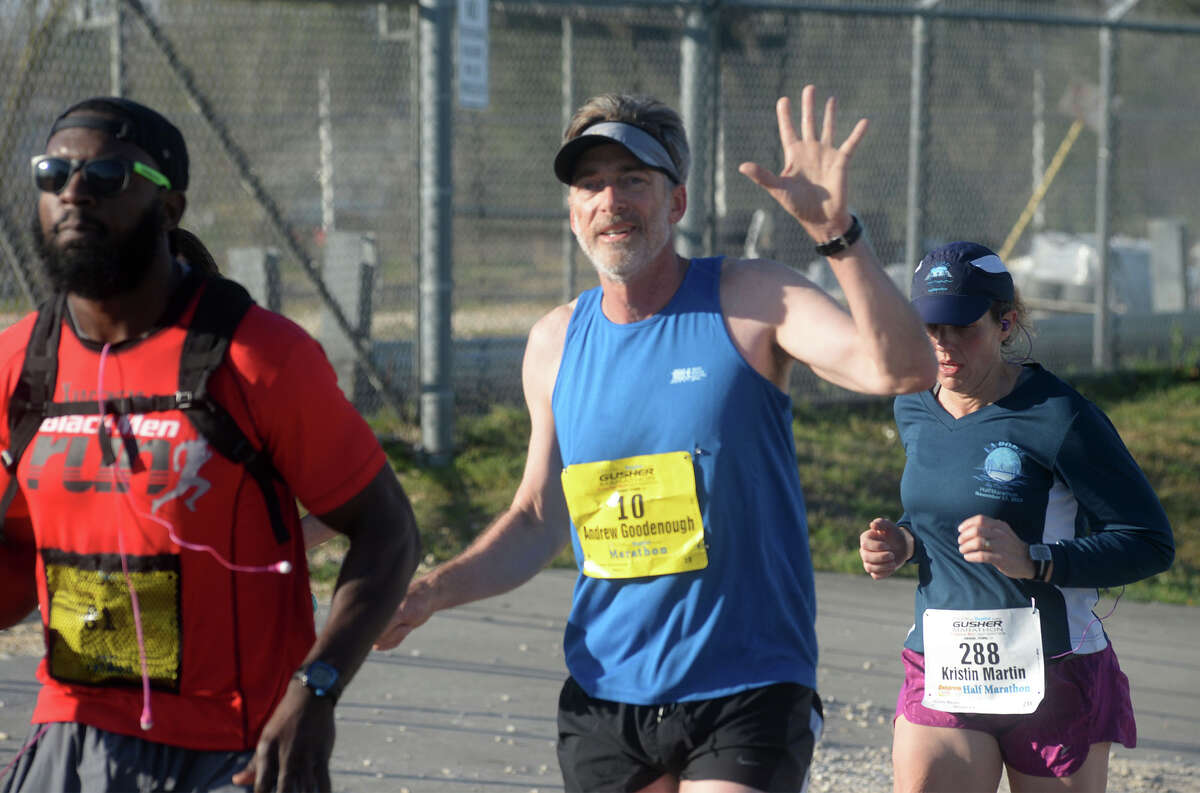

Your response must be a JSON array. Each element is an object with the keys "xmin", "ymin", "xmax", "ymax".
[{"xmin": 960, "ymin": 642, "xmax": 1001, "ymax": 665}]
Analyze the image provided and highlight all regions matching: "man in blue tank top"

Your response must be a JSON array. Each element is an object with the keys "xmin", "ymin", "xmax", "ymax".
[{"xmin": 375, "ymin": 85, "xmax": 936, "ymax": 791}]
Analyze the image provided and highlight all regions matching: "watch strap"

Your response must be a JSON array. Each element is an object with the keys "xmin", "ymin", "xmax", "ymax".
[
  {"xmin": 1029, "ymin": 543, "xmax": 1052, "ymax": 582},
  {"xmin": 814, "ymin": 214, "xmax": 863, "ymax": 256},
  {"xmin": 295, "ymin": 661, "xmax": 344, "ymax": 705}
]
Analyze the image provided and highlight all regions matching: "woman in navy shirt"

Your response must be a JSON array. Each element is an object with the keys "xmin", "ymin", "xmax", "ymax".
[{"xmin": 860, "ymin": 241, "xmax": 1173, "ymax": 792}]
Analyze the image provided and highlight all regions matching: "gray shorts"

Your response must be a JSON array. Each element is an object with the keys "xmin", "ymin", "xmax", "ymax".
[{"xmin": 2, "ymin": 722, "xmax": 253, "ymax": 793}]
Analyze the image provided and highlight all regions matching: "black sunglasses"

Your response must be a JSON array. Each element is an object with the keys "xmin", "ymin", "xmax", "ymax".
[{"xmin": 31, "ymin": 155, "xmax": 172, "ymax": 197}]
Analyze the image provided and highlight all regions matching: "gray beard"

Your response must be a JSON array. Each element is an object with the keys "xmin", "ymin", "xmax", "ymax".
[{"xmin": 576, "ymin": 215, "xmax": 672, "ymax": 284}]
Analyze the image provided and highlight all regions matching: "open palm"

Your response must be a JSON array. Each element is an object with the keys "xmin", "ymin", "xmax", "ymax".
[{"xmin": 738, "ymin": 85, "xmax": 867, "ymax": 240}]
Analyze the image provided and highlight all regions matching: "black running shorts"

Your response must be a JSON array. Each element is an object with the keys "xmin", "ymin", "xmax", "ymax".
[{"xmin": 556, "ymin": 676, "xmax": 823, "ymax": 792}]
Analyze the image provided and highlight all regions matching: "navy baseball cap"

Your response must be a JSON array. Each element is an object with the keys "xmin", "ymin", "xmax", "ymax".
[
  {"xmin": 911, "ymin": 241, "xmax": 1014, "ymax": 326},
  {"xmin": 554, "ymin": 121, "xmax": 682, "ymax": 185},
  {"xmin": 47, "ymin": 97, "xmax": 189, "ymax": 191}
]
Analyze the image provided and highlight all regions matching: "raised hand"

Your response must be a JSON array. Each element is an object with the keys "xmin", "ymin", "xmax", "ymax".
[{"xmin": 738, "ymin": 84, "xmax": 868, "ymax": 242}]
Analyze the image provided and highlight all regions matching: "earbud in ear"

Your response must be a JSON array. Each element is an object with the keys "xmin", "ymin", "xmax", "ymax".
[{"xmin": 1001, "ymin": 319, "xmax": 1011, "ymax": 331}]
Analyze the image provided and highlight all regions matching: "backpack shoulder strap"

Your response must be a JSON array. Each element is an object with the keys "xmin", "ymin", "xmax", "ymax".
[
  {"xmin": 0, "ymin": 295, "xmax": 68, "ymax": 540},
  {"xmin": 179, "ymin": 277, "xmax": 290, "ymax": 544},
  {"xmin": 179, "ymin": 276, "xmax": 254, "ymax": 403}
]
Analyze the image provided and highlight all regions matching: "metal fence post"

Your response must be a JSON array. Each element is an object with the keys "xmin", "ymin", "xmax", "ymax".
[
  {"xmin": 318, "ymin": 67, "xmax": 335, "ymax": 235},
  {"xmin": 321, "ymin": 232, "xmax": 377, "ymax": 411},
  {"xmin": 419, "ymin": 0, "xmax": 455, "ymax": 461},
  {"xmin": 227, "ymin": 246, "xmax": 281, "ymax": 313},
  {"xmin": 1093, "ymin": 29, "xmax": 1117, "ymax": 369},
  {"xmin": 678, "ymin": 3, "xmax": 716, "ymax": 260},
  {"xmin": 561, "ymin": 13, "xmax": 576, "ymax": 302},
  {"xmin": 1094, "ymin": 1, "xmax": 1143, "ymax": 368},
  {"xmin": 1031, "ymin": 55, "xmax": 1045, "ymax": 232},
  {"xmin": 905, "ymin": 1, "xmax": 938, "ymax": 273},
  {"xmin": 110, "ymin": 2, "xmax": 125, "ymax": 97}
]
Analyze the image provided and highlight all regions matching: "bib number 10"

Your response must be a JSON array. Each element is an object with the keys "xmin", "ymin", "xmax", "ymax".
[
  {"xmin": 960, "ymin": 641, "xmax": 1001, "ymax": 665},
  {"xmin": 616, "ymin": 494, "xmax": 645, "ymax": 520}
]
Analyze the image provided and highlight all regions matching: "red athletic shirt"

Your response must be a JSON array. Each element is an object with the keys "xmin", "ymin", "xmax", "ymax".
[{"xmin": 0, "ymin": 282, "xmax": 386, "ymax": 750}]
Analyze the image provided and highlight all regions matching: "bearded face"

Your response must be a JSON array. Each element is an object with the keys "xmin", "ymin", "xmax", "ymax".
[
  {"xmin": 32, "ymin": 199, "xmax": 164, "ymax": 300},
  {"xmin": 574, "ymin": 199, "xmax": 674, "ymax": 284},
  {"xmin": 568, "ymin": 147, "xmax": 681, "ymax": 285}
]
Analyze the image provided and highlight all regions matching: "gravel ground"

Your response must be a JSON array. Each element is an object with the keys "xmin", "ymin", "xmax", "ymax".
[
  {"xmin": 811, "ymin": 741, "xmax": 1200, "ymax": 793},
  {"xmin": 2, "ymin": 569, "xmax": 1196, "ymax": 793},
  {"xmin": 812, "ymin": 694, "xmax": 1198, "ymax": 793}
]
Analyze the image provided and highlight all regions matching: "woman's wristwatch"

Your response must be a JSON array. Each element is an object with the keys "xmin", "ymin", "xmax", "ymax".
[{"xmin": 1029, "ymin": 543, "xmax": 1053, "ymax": 582}]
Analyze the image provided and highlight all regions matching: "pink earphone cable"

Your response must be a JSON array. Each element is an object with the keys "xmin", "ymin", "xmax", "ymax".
[
  {"xmin": 1051, "ymin": 585, "xmax": 1123, "ymax": 657},
  {"xmin": 99, "ymin": 344, "xmax": 155, "ymax": 729},
  {"xmin": 95, "ymin": 344, "xmax": 291, "ymax": 730},
  {"xmin": 0, "ymin": 723, "xmax": 50, "ymax": 783},
  {"xmin": 1037, "ymin": 587, "xmax": 1125, "ymax": 661}
]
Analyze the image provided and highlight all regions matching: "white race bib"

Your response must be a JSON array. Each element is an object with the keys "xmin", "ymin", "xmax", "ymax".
[{"xmin": 921, "ymin": 607, "xmax": 1045, "ymax": 714}]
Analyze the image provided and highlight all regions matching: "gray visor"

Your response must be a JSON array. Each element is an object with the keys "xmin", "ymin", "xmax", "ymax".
[{"xmin": 554, "ymin": 121, "xmax": 681, "ymax": 185}]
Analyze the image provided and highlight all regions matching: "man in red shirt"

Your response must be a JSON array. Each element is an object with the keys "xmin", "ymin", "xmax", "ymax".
[{"xmin": 0, "ymin": 96, "xmax": 419, "ymax": 792}]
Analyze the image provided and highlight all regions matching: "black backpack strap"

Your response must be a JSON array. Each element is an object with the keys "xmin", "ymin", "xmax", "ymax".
[
  {"xmin": 0, "ymin": 295, "xmax": 67, "ymax": 540},
  {"xmin": 178, "ymin": 277, "xmax": 290, "ymax": 544},
  {"xmin": 91, "ymin": 272, "xmax": 206, "ymax": 468}
]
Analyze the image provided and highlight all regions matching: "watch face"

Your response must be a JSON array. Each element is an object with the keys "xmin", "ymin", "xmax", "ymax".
[
  {"xmin": 304, "ymin": 662, "xmax": 338, "ymax": 690},
  {"xmin": 1030, "ymin": 544, "xmax": 1053, "ymax": 561}
]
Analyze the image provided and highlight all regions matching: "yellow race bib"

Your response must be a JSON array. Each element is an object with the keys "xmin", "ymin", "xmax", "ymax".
[
  {"xmin": 561, "ymin": 451, "xmax": 708, "ymax": 579},
  {"xmin": 45, "ymin": 553, "xmax": 182, "ymax": 689}
]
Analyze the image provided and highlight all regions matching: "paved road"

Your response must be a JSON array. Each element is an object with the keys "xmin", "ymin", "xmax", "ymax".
[{"xmin": 0, "ymin": 570, "xmax": 1195, "ymax": 791}]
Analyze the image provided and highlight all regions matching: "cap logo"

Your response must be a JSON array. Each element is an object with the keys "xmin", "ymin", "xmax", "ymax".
[
  {"xmin": 924, "ymin": 263, "xmax": 953, "ymax": 294},
  {"xmin": 911, "ymin": 241, "xmax": 1013, "ymax": 326}
]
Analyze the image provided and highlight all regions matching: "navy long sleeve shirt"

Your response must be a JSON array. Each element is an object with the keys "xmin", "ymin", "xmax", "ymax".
[{"xmin": 895, "ymin": 364, "xmax": 1174, "ymax": 658}]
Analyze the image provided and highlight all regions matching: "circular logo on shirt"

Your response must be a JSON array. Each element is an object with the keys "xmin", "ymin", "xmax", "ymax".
[{"xmin": 983, "ymin": 446, "xmax": 1022, "ymax": 482}]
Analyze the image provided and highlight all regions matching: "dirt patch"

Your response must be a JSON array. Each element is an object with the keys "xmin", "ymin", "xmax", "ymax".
[{"xmin": 0, "ymin": 617, "xmax": 43, "ymax": 659}]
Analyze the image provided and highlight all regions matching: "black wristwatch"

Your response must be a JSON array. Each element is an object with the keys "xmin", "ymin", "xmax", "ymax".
[
  {"xmin": 814, "ymin": 215, "xmax": 863, "ymax": 256},
  {"xmin": 1029, "ymin": 543, "xmax": 1053, "ymax": 582},
  {"xmin": 294, "ymin": 660, "xmax": 344, "ymax": 705}
]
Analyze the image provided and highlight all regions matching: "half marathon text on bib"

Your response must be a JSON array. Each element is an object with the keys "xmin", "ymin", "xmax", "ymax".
[
  {"xmin": 561, "ymin": 451, "xmax": 707, "ymax": 579},
  {"xmin": 922, "ymin": 607, "xmax": 1044, "ymax": 714}
]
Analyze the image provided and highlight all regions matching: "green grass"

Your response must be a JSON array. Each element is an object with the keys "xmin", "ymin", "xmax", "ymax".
[
  {"xmin": 793, "ymin": 368, "xmax": 1200, "ymax": 606},
  {"xmin": 311, "ymin": 367, "xmax": 1200, "ymax": 606},
  {"xmin": 1069, "ymin": 369, "xmax": 1200, "ymax": 604}
]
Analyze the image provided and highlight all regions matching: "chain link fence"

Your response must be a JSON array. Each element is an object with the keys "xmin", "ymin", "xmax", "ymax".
[{"xmin": 3, "ymin": 1, "xmax": 1199, "ymax": 446}]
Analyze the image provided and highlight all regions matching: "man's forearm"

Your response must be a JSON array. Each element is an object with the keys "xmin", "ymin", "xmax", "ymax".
[
  {"xmin": 304, "ymin": 492, "xmax": 420, "ymax": 688},
  {"xmin": 420, "ymin": 505, "xmax": 569, "ymax": 614},
  {"xmin": 830, "ymin": 247, "xmax": 935, "ymax": 393}
]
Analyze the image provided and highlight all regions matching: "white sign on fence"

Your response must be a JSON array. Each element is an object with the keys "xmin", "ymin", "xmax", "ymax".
[{"xmin": 457, "ymin": 0, "xmax": 489, "ymax": 109}]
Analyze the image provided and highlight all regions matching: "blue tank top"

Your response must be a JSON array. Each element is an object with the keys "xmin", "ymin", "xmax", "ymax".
[{"xmin": 552, "ymin": 257, "xmax": 818, "ymax": 704}]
